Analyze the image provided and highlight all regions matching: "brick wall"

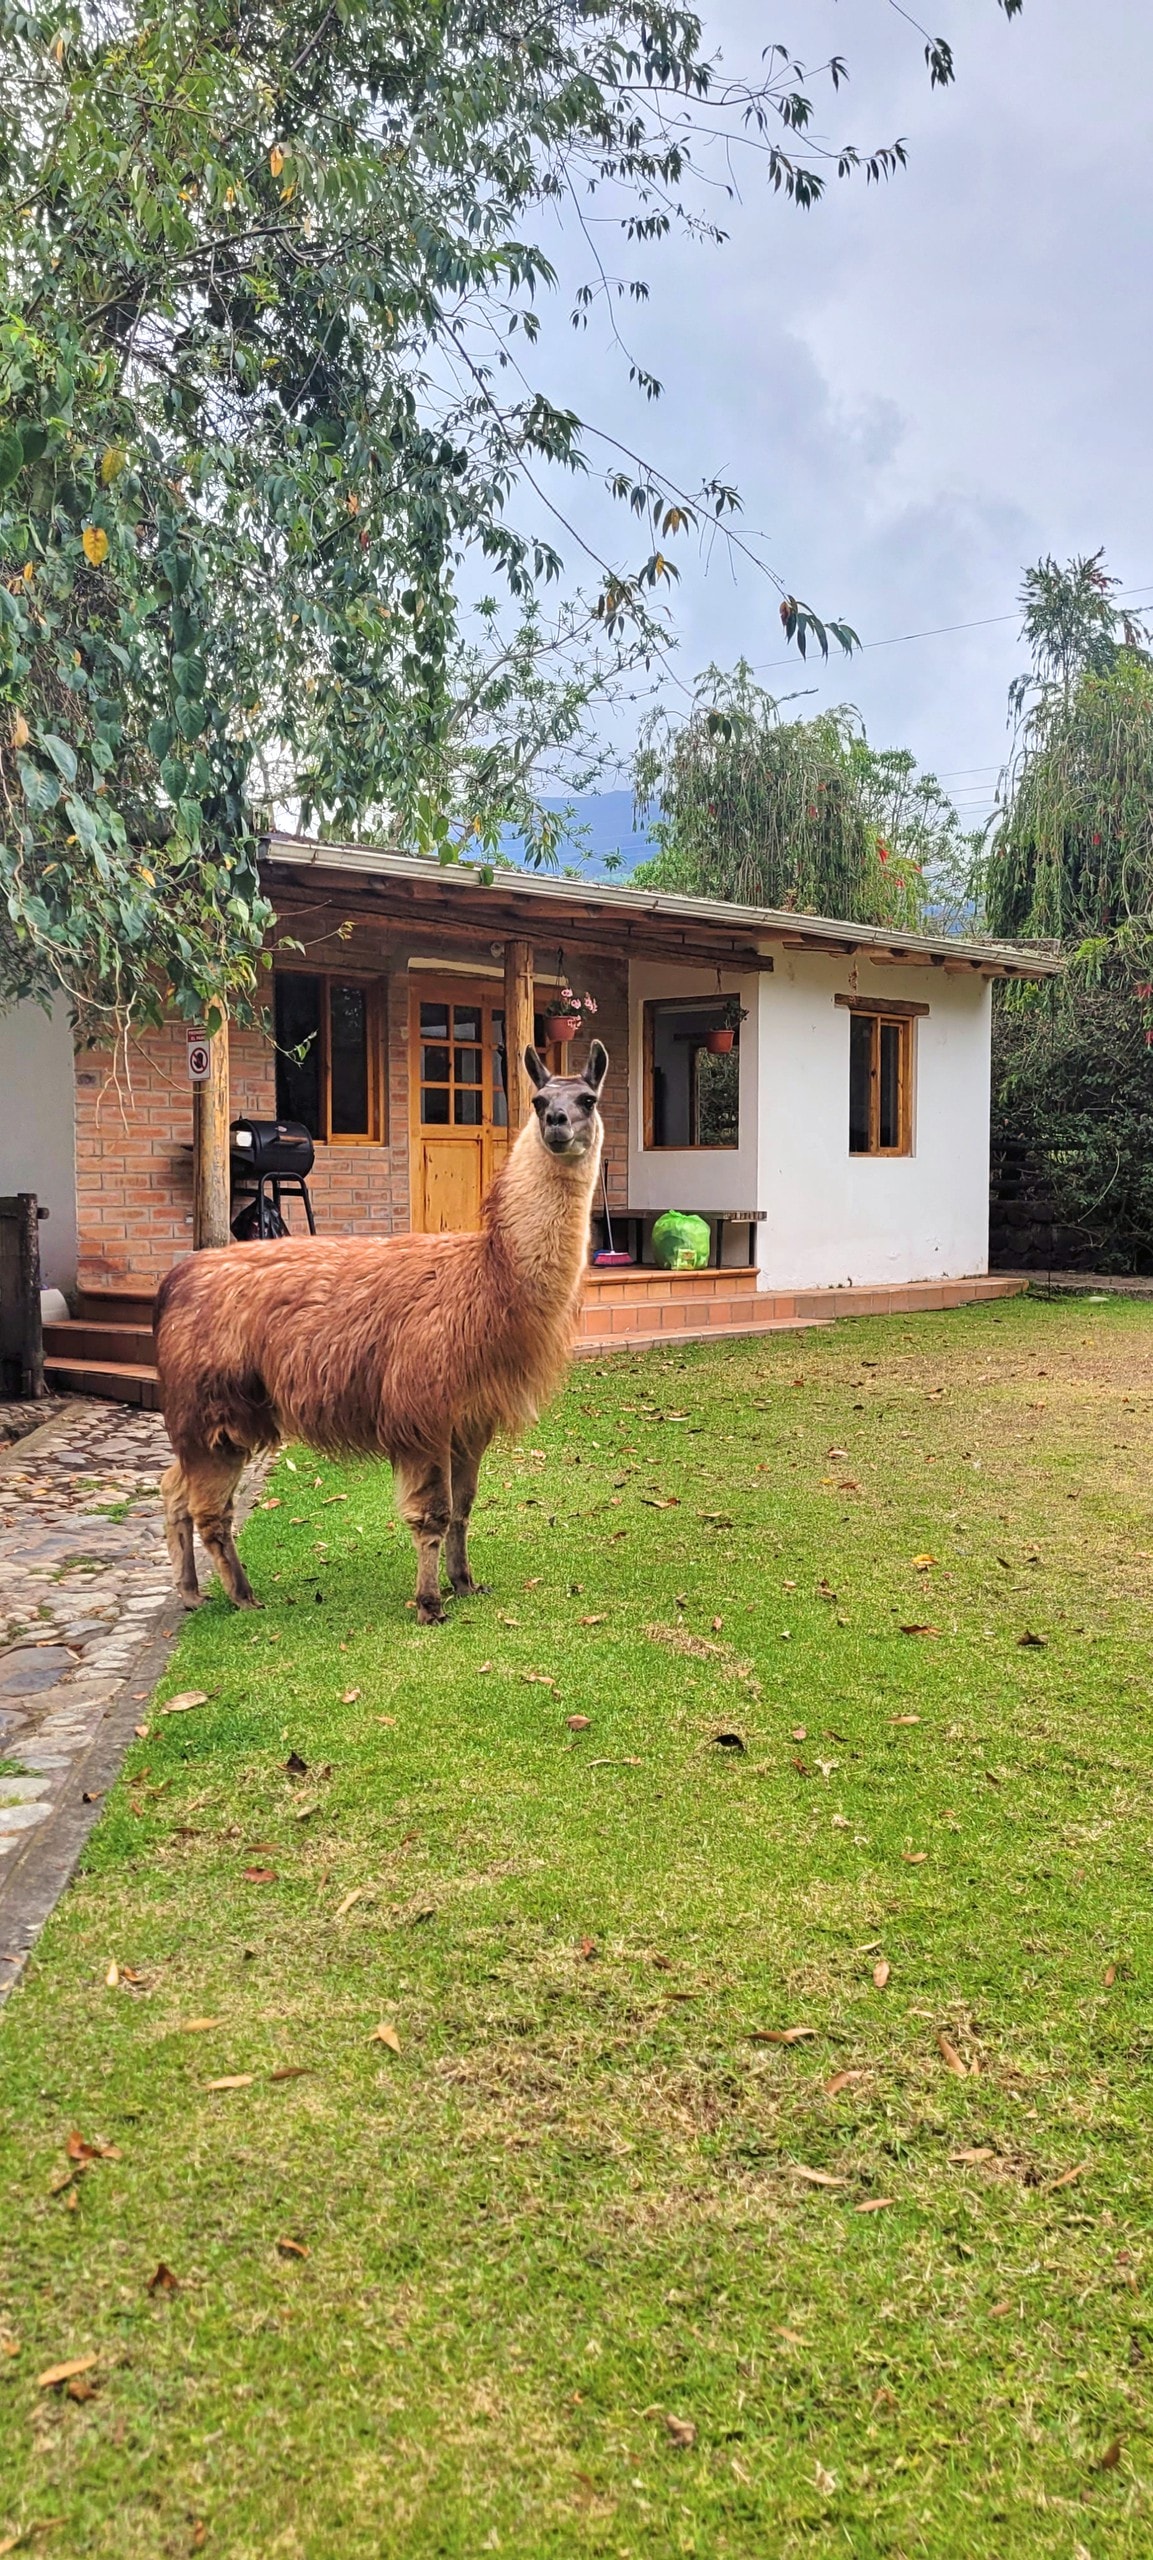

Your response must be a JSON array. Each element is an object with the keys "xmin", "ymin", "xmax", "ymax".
[{"xmin": 73, "ymin": 911, "xmax": 633, "ymax": 1289}]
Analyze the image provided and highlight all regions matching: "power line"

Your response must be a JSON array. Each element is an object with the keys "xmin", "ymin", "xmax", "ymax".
[{"xmin": 751, "ymin": 582, "xmax": 1153, "ymax": 676}]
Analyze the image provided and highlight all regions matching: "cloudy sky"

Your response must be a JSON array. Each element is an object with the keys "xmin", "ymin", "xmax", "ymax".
[{"xmin": 502, "ymin": 0, "xmax": 1153, "ymax": 830}]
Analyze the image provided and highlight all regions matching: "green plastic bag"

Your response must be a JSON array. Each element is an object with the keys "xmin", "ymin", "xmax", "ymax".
[{"xmin": 652, "ymin": 1211, "xmax": 711, "ymax": 1271}]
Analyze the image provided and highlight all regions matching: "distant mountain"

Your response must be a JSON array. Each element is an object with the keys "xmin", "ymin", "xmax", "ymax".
[{"xmin": 500, "ymin": 790, "xmax": 660, "ymax": 878}]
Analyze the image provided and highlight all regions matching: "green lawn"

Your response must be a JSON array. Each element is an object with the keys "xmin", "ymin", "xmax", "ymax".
[{"xmin": 2, "ymin": 1295, "xmax": 1151, "ymax": 2557}]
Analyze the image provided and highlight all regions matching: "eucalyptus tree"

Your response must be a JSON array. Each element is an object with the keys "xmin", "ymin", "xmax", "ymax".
[{"xmin": 0, "ymin": 0, "xmax": 1024, "ymax": 1044}]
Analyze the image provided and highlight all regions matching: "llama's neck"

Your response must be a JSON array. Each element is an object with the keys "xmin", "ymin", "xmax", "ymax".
[{"xmin": 485, "ymin": 1116, "xmax": 603, "ymax": 1309}]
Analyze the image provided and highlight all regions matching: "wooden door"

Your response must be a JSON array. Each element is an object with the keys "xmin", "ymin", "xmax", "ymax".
[{"xmin": 410, "ymin": 980, "xmax": 511, "ymax": 1233}]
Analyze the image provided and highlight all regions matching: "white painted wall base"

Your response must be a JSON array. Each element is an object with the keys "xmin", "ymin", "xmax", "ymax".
[{"xmin": 0, "ymin": 999, "xmax": 78, "ymax": 1292}]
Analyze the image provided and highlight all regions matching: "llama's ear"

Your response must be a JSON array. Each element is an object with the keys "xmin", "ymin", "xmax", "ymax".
[
  {"xmin": 584, "ymin": 1040, "xmax": 608, "ymax": 1094},
  {"xmin": 524, "ymin": 1044, "xmax": 550, "ymax": 1091}
]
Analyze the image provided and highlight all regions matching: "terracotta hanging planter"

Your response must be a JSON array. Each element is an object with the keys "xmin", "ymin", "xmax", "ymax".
[
  {"xmin": 545, "ymin": 1014, "xmax": 581, "ymax": 1045},
  {"xmin": 706, "ymin": 1026, "xmax": 735, "ymax": 1055}
]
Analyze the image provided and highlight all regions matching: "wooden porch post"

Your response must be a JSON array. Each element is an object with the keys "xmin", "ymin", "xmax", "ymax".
[
  {"xmin": 192, "ymin": 1022, "xmax": 231, "ymax": 1250},
  {"xmin": 503, "ymin": 938, "xmax": 534, "ymax": 1133}
]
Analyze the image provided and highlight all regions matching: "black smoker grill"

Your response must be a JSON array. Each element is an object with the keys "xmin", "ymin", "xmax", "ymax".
[{"xmin": 230, "ymin": 1117, "xmax": 317, "ymax": 1240}]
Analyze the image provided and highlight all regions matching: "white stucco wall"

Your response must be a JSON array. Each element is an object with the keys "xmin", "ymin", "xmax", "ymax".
[
  {"xmin": 627, "ymin": 960, "xmax": 761, "ymax": 1215},
  {"xmin": 755, "ymin": 954, "xmax": 991, "ymax": 1289},
  {"xmin": 626, "ymin": 949, "xmax": 992, "ymax": 1290},
  {"xmin": 0, "ymin": 998, "xmax": 78, "ymax": 1291}
]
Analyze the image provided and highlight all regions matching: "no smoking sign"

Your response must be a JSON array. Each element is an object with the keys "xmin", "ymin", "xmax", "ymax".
[{"xmin": 186, "ymin": 1027, "xmax": 212, "ymax": 1084}]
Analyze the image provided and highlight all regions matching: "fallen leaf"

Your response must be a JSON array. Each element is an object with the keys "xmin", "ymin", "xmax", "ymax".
[
  {"xmin": 912, "ymin": 1553, "xmax": 936, "ymax": 1569},
  {"xmin": 855, "ymin": 2197, "xmax": 894, "ymax": 2214},
  {"xmin": 332, "ymin": 1887, "xmax": 364, "ymax": 1922},
  {"xmin": 579, "ymin": 1614, "xmax": 606, "ymax": 1626},
  {"xmin": 566, "ymin": 1714, "xmax": 591, "ymax": 1732},
  {"xmin": 179, "ymin": 2018, "xmax": 222, "ymax": 2034},
  {"xmin": 938, "ymin": 2033, "xmax": 967, "ymax": 2076},
  {"xmin": 791, "ymin": 2166, "xmax": 845, "ymax": 2188},
  {"xmin": 104, "ymin": 1961, "xmax": 120, "ymax": 1988},
  {"xmin": 642, "ymin": 1495, "xmax": 680, "ymax": 1509},
  {"xmin": 147, "ymin": 2263, "xmax": 179, "ymax": 2294},
  {"xmin": 1099, "ymin": 2436, "xmax": 1122, "ymax": 2471},
  {"xmin": 522, "ymin": 1671, "xmax": 558, "ymax": 1691},
  {"xmin": 268, "ymin": 2065, "xmax": 311, "ymax": 2082},
  {"xmin": 67, "ymin": 2130, "xmax": 119, "ymax": 2164},
  {"xmin": 577, "ymin": 1937, "xmax": 598, "ymax": 1962},
  {"xmin": 276, "ymin": 2236, "xmax": 309, "ymax": 2259},
  {"xmin": 1018, "ymin": 1629, "xmax": 1046, "ymax": 1648},
  {"xmin": 204, "ymin": 2075, "xmax": 254, "ymax": 2092},
  {"xmin": 824, "ymin": 2070, "xmax": 863, "ymax": 2097},
  {"xmin": 1104, "ymin": 1962, "xmax": 1117, "ymax": 1988},
  {"xmin": 190, "ymin": 2524, "xmax": 208, "ymax": 2552},
  {"xmin": 369, "ymin": 2021, "xmax": 401, "ymax": 2052},
  {"xmin": 66, "ymin": 2375, "xmax": 97, "ymax": 2401},
  {"xmin": 790, "ymin": 1726, "xmax": 808, "ymax": 1742},
  {"xmin": 160, "ymin": 1691, "xmax": 209, "ymax": 1715},
  {"xmin": 791, "ymin": 1756, "xmax": 809, "ymax": 1775},
  {"xmin": 831, "ymin": 1813, "xmax": 850, "ymax": 1830},
  {"xmin": 902, "ymin": 1850, "xmax": 928, "ymax": 1864},
  {"xmin": 242, "ymin": 1867, "xmax": 276, "ymax": 1884},
  {"xmin": 664, "ymin": 2414, "xmax": 696, "ymax": 2447},
  {"xmin": 340, "ymin": 1687, "xmax": 361, "ymax": 1704},
  {"xmin": 133, "ymin": 1724, "xmax": 150, "ymax": 1739},
  {"xmin": 261, "ymin": 1497, "xmax": 281, "ymax": 1510},
  {"xmin": 1049, "ymin": 2161, "xmax": 1089, "ymax": 2190},
  {"xmin": 750, "ymin": 2026, "xmax": 816, "ymax": 2045},
  {"xmin": 814, "ymin": 2463, "xmax": 838, "ymax": 2495},
  {"xmin": 899, "ymin": 1624, "xmax": 941, "ymax": 1639},
  {"xmin": 37, "ymin": 2354, "xmax": 97, "ymax": 2389},
  {"xmin": 81, "ymin": 1788, "xmax": 103, "ymax": 1805},
  {"xmin": 952, "ymin": 2147, "xmax": 995, "ymax": 2165},
  {"xmin": 890, "ymin": 1714, "xmax": 920, "ymax": 1725},
  {"xmin": 988, "ymin": 2299, "xmax": 1012, "ymax": 2316},
  {"xmin": 873, "ymin": 1961, "xmax": 891, "ymax": 1989}
]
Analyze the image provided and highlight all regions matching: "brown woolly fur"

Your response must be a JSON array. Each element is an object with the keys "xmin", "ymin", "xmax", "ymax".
[{"xmin": 156, "ymin": 1043, "xmax": 608, "ymax": 1622}]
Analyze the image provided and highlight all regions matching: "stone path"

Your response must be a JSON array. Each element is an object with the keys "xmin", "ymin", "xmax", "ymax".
[{"xmin": 0, "ymin": 1399, "xmax": 179, "ymax": 1999}]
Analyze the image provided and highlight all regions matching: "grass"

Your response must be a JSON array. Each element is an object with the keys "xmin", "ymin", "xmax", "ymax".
[{"xmin": 1, "ymin": 1293, "xmax": 1151, "ymax": 2558}]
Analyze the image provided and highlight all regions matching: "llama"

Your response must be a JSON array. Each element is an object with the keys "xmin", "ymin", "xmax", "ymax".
[{"xmin": 155, "ymin": 1042, "xmax": 608, "ymax": 1622}]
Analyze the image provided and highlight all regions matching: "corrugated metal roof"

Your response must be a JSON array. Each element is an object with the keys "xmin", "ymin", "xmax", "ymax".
[{"xmin": 264, "ymin": 833, "xmax": 1061, "ymax": 977}]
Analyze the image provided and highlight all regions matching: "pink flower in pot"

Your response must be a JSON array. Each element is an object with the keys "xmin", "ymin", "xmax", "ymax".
[{"xmin": 545, "ymin": 986, "xmax": 596, "ymax": 1044}]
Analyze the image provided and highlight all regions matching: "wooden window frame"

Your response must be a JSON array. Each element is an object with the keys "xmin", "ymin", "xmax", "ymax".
[
  {"xmin": 836, "ymin": 995, "xmax": 922, "ymax": 1158},
  {"xmin": 273, "ymin": 966, "xmax": 385, "ymax": 1146},
  {"xmin": 641, "ymin": 996, "xmax": 740, "ymax": 1152}
]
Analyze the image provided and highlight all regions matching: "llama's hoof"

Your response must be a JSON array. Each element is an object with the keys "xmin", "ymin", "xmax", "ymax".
[
  {"xmin": 178, "ymin": 1587, "xmax": 203, "ymax": 1611},
  {"xmin": 450, "ymin": 1578, "xmax": 490, "ymax": 1599},
  {"xmin": 416, "ymin": 1597, "xmax": 447, "ymax": 1625}
]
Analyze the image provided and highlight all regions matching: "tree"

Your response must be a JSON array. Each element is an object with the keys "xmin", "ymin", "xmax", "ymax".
[
  {"xmin": 0, "ymin": 0, "xmax": 1024, "ymax": 1045},
  {"xmin": 631, "ymin": 664, "xmax": 969, "ymax": 927},
  {"xmin": 986, "ymin": 552, "xmax": 1153, "ymax": 1271}
]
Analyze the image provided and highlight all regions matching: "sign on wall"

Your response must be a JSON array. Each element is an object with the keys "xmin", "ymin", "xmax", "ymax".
[{"xmin": 186, "ymin": 1027, "xmax": 211, "ymax": 1085}]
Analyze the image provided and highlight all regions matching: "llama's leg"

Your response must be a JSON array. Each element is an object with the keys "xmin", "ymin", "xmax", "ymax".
[
  {"xmin": 394, "ymin": 1449, "xmax": 452, "ymax": 1625},
  {"xmin": 183, "ymin": 1448, "xmax": 256, "ymax": 1607},
  {"xmin": 161, "ymin": 1461, "xmax": 201, "ymax": 1608},
  {"xmin": 445, "ymin": 1427, "xmax": 492, "ymax": 1597}
]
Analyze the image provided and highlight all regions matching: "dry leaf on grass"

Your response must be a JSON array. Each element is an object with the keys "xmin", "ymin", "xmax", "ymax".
[
  {"xmin": 1018, "ymin": 1629, "xmax": 1046, "ymax": 1648},
  {"xmin": 276, "ymin": 2237, "xmax": 309, "ymax": 2259},
  {"xmin": 67, "ymin": 2131, "xmax": 119, "ymax": 2164},
  {"xmin": 890, "ymin": 1714, "xmax": 921, "ymax": 1726},
  {"xmin": 791, "ymin": 1726, "xmax": 807, "ymax": 1742},
  {"xmin": 872, "ymin": 1961, "xmax": 891, "ymax": 1989},
  {"xmin": 577, "ymin": 1937, "xmax": 598, "ymax": 1962},
  {"xmin": 369, "ymin": 2021, "xmax": 401, "ymax": 2052},
  {"xmin": 579, "ymin": 1614, "xmax": 606, "ymax": 1626},
  {"xmin": 1099, "ymin": 2437, "xmax": 1123, "ymax": 2471},
  {"xmin": 331, "ymin": 1888, "xmax": 363, "ymax": 1922},
  {"xmin": 902, "ymin": 1850, "xmax": 927, "ymax": 1864},
  {"xmin": 855, "ymin": 2198, "xmax": 894, "ymax": 2214},
  {"xmin": 268, "ymin": 2065, "xmax": 311, "ymax": 2082},
  {"xmin": 791, "ymin": 2166, "xmax": 845, "ymax": 2188},
  {"xmin": 341, "ymin": 1687, "xmax": 361, "ymax": 1704},
  {"xmin": 1104, "ymin": 1962, "xmax": 1118, "ymax": 1988},
  {"xmin": 899, "ymin": 1625, "xmax": 941, "ymax": 1639},
  {"xmin": 204, "ymin": 2075, "xmax": 254, "ymax": 2093},
  {"xmin": 242, "ymin": 1867, "xmax": 276, "ymax": 1884},
  {"xmin": 750, "ymin": 2026, "xmax": 816, "ymax": 2046},
  {"xmin": 160, "ymin": 1691, "xmax": 209, "ymax": 1716},
  {"xmin": 566, "ymin": 1715, "xmax": 591, "ymax": 1732},
  {"xmin": 147, "ymin": 2263, "xmax": 179, "ymax": 2294},
  {"xmin": 664, "ymin": 2414, "xmax": 696, "ymax": 2447},
  {"xmin": 824, "ymin": 2070, "xmax": 863, "ymax": 2097},
  {"xmin": 1049, "ymin": 2161, "xmax": 1089, "ymax": 2190},
  {"xmin": 179, "ymin": 2018, "xmax": 221, "ymax": 2034},
  {"xmin": 938, "ymin": 2033, "xmax": 967, "ymax": 2077},
  {"xmin": 37, "ymin": 2354, "xmax": 97, "ymax": 2389},
  {"xmin": 912, "ymin": 1553, "xmax": 936, "ymax": 1569}
]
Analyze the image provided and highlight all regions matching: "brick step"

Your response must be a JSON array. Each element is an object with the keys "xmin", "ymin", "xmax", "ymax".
[
  {"xmin": 44, "ymin": 1320, "xmax": 156, "ymax": 1364},
  {"xmin": 42, "ymin": 1355, "xmax": 161, "ymax": 1410},
  {"xmin": 586, "ymin": 1266, "xmax": 758, "ymax": 1296},
  {"xmin": 75, "ymin": 1288, "xmax": 157, "ymax": 1327}
]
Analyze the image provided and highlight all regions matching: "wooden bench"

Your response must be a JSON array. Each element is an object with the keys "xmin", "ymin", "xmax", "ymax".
[{"xmin": 591, "ymin": 1206, "xmax": 766, "ymax": 1269}]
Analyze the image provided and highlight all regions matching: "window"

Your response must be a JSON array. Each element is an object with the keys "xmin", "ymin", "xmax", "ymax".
[
  {"xmin": 643, "ymin": 999, "xmax": 740, "ymax": 1150},
  {"xmin": 274, "ymin": 972, "xmax": 382, "ymax": 1142},
  {"xmin": 843, "ymin": 1003, "xmax": 917, "ymax": 1156}
]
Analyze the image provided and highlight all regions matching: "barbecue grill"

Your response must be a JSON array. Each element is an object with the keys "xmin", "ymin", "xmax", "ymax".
[{"xmin": 230, "ymin": 1118, "xmax": 317, "ymax": 1239}]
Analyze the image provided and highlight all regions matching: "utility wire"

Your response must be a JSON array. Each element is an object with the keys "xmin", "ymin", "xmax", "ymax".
[{"xmin": 750, "ymin": 582, "xmax": 1153, "ymax": 675}]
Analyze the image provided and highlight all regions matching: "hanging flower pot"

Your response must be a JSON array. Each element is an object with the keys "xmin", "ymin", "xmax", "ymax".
[
  {"xmin": 706, "ymin": 1025, "xmax": 735, "ymax": 1055},
  {"xmin": 545, "ymin": 1014, "xmax": 581, "ymax": 1045}
]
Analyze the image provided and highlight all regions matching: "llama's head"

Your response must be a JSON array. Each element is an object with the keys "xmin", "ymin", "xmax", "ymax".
[{"xmin": 524, "ymin": 1041, "xmax": 608, "ymax": 1163}]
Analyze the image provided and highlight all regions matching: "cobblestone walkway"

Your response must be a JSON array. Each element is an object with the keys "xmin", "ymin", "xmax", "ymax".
[{"xmin": 0, "ymin": 1399, "xmax": 179, "ymax": 1997}]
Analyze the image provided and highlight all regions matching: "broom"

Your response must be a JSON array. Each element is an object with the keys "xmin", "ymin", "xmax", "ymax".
[{"xmin": 592, "ymin": 1162, "xmax": 633, "ymax": 1265}]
